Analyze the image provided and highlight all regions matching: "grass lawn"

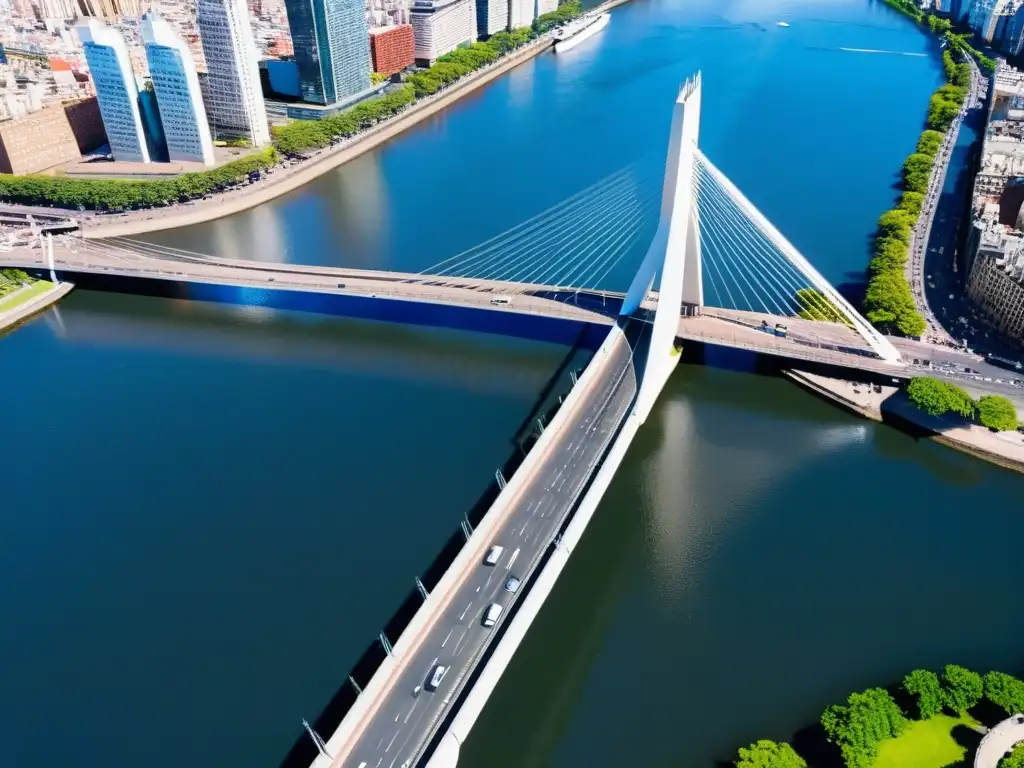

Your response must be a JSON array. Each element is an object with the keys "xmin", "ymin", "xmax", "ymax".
[
  {"xmin": 0, "ymin": 280, "xmax": 54, "ymax": 313},
  {"xmin": 875, "ymin": 713, "xmax": 981, "ymax": 768}
]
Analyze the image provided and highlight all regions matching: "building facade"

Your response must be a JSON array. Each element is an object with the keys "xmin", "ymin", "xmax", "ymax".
[
  {"xmin": 508, "ymin": 0, "xmax": 533, "ymax": 29},
  {"xmin": 64, "ymin": 96, "xmax": 108, "ymax": 153},
  {"xmin": 0, "ymin": 103, "xmax": 83, "ymax": 173},
  {"xmin": 536, "ymin": 0, "xmax": 557, "ymax": 15},
  {"xmin": 284, "ymin": 0, "xmax": 372, "ymax": 105},
  {"xmin": 196, "ymin": 0, "xmax": 270, "ymax": 145},
  {"xmin": 967, "ymin": 244, "xmax": 1024, "ymax": 343},
  {"xmin": 475, "ymin": 0, "xmax": 507, "ymax": 37},
  {"xmin": 76, "ymin": 17, "xmax": 150, "ymax": 163},
  {"xmin": 142, "ymin": 12, "xmax": 216, "ymax": 164},
  {"xmin": 368, "ymin": 24, "xmax": 414, "ymax": 74},
  {"xmin": 409, "ymin": 0, "xmax": 475, "ymax": 65}
]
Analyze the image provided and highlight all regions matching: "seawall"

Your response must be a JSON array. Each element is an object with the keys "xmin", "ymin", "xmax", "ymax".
[{"xmin": 785, "ymin": 369, "xmax": 1024, "ymax": 475}]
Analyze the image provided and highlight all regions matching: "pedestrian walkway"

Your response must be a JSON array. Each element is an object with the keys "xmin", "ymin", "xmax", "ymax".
[{"xmin": 975, "ymin": 715, "xmax": 1024, "ymax": 767}]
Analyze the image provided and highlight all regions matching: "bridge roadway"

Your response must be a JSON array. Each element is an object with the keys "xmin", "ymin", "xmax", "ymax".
[
  {"xmin": 335, "ymin": 326, "xmax": 637, "ymax": 768},
  {"xmin": 2, "ymin": 240, "xmax": 928, "ymax": 376}
]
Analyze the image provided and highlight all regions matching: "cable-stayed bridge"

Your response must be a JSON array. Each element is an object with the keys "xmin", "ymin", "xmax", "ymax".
[{"xmin": 2, "ymin": 76, "xmax": 931, "ymax": 768}]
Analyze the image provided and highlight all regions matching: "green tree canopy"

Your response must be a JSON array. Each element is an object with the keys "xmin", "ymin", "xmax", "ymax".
[
  {"xmin": 916, "ymin": 130, "xmax": 944, "ymax": 157},
  {"xmin": 735, "ymin": 739, "xmax": 807, "ymax": 768},
  {"xmin": 977, "ymin": 395, "xmax": 1018, "ymax": 431},
  {"xmin": 906, "ymin": 378, "xmax": 976, "ymax": 419},
  {"xmin": 877, "ymin": 208, "xmax": 914, "ymax": 244},
  {"xmin": 822, "ymin": 688, "xmax": 907, "ymax": 768},
  {"xmin": 985, "ymin": 671, "xmax": 1024, "ymax": 715},
  {"xmin": 795, "ymin": 288, "xmax": 851, "ymax": 324},
  {"xmin": 903, "ymin": 153, "xmax": 934, "ymax": 194},
  {"xmin": 904, "ymin": 669, "xmax": 943, "ymax": 720},
  {"xmin": 941, "ymin": 665, "xmax": 983, "ymax": 713},
  {"xmin": 1001, "ymin": 742, "xmax": 1024, "ymax": 768},
  {"xmin": 899, "ymin": 190, "xmax": 925, "ymax": 217}
]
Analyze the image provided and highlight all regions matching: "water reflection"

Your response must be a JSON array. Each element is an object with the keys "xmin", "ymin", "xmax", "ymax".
[{"xmin": 330, "ymin": 152, "xmax": 390, "ymax": 269}]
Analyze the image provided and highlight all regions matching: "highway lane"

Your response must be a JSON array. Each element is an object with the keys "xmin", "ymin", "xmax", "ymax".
[{"xmin": 340, "ymin": 327, "xmax": 638, "ymax": 768}]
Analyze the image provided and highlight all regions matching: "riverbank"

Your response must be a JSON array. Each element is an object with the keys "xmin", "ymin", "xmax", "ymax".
[
  {"xmin": 786, "ymin": 369, "xmax": 1024, "ymax": 474},
  {"xmin": 0, "ymin": 280, "xmax": 72, "ymax": 332},
  {"xmin": 72, "ymin": 0, "xmax": 627, "ymax": 239}
]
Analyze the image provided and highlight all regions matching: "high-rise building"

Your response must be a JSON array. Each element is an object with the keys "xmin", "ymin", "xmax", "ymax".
[
  {"xmin": 368, "ymin": 24, "xmax": 413, "ymax": 74},
  {"xmin": 196, "ymin": 0, "xmax": 271, "ymax": 146},
  {"xmin": 507, "ymin": 0, "xmax": 533, "ymax": 29},
  {"xmin": 535, "ymin": 0, "xmax": 556, "ymax": 16},
  {"xmin": 970, "ymin": 0, "xmax": 1012, "ymax": 42},
  {"xmin": 955, "ymin": 0, "xmax": 975, "ymax": 24},
  {"xmin": 76, "ymin": 17, "xmax": 150, "ymax": 162},
  {"xmin": 409, "ymin": 0, "xmax": 474, "ymax": 65},
  {"xmin": 40, "ymin": 0, "xmax": 78, "ymax": 19},
  {"xmin": 475, "ymin": 0, "xmax": 506, "ymax": 37},
  {"xmin": 284, "ymin": 0, "xmax": 372, "ymax": 105},
  {"xmin": 1006, "ymin": 1, "xmax": 1024, "ymax": 54},
  {"xmin": 142, "ymin": 11, "xmax": 216, "ymax": 165}
]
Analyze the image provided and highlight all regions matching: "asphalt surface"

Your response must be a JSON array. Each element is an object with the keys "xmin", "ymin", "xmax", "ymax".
[{"xmin": 339, "ymin": 327, "xmax": 639, "ymax": 768}]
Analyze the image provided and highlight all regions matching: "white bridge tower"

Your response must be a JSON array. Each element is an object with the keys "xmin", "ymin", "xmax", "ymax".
[{"xmin": 621, "ymin": 74, "xmax": 703, "ymax": 424}]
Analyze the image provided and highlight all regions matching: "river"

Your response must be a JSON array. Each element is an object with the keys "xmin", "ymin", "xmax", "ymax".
[{"xmin": 2, "ymin": 1, "xmax": 1023, "ymax": 767}]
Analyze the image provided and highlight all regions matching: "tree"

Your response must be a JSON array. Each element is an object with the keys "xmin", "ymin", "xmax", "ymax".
[
  {"xmin": 985, "ymin": 671, "xmax": 1024, "ymax": 715},
  {"xmin": 906, "ymin": 378, "xmax": 976, "ymax": 419},
  {"xmin": 977, "ymin": 395, "xmax": 1018, "ymax": 431},
  {"xmin": 904, "ymin": 669, "xmax": 943, "ymax": 719},
  {"xmin": 916, "ymin": 130, "xmax": 944, "ymax": 157},
  {"xmin": 877, "ymin": 208, "xmax": 914, "ymax": 244},
  {"xmin": 1001, "ymin": 742, "xmax": 1024, "ymax": 768},
  {"xmin": 821, "ymin": 688, "xmax": 907, "ymax": 768},
  {"xmin": 941, "ymin": 664, "xmax": 983, "ymax": 713},
  {"xmin": 796, "ymin": 288, "xmax": 851, "ymax": 324},
  {"xmin": 903, "ymin": 153, "xmax": 935, "ymax": 193},
  {"xmin": 899, "ymin": 190, "xmax": 925, "ymax": 217},
  {"xmin": 735, "ymin": 740, "xmax": 807, "ymax": 768}
]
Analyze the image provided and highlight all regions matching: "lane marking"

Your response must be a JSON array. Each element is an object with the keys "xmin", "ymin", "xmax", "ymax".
[
  {"xmin": 459, "ymin": 601, "xmax": 472, "ymax": 621},
  {"xmin": 507, "ymin": 547, "xmax": 520, "ymax": 570},
  {"xmin": 386, "ymin": 729, "xmax": 400, "ymax": 752},
  {"xmin": 441, "ymin": 628, "xmax": 454, "ymax": 648}
]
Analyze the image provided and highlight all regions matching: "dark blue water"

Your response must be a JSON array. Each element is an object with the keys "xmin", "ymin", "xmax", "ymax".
[{"xmin": 5, "ymin": 2, "xmax": 1022, "ymax": 768}]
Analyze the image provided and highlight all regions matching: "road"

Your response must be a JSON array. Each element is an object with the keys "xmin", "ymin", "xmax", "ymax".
[
  {"xmin": 337, "ymin": 327, "xmax": 638, "ymax": 768},
  {"xmin": 908, "ymin": 54, "xmax": 984, "ymax": 346}
]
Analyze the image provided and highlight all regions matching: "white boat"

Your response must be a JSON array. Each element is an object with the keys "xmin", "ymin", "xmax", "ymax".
[
  {"xmin": 554, "ymin": 13, "xmax": 610, "ymax": 53},
  {"xmin": 777, "ymin": 21, "xmax": 790, "ymax": 27}
]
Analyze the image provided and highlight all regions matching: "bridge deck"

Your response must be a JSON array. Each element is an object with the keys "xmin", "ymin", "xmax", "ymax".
[{"xmin": 331, "ymin": 326, "xmax": 637, "ymax": 768}]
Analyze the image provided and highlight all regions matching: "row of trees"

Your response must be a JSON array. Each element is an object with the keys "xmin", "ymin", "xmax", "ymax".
[
  {"xmin": 0, "ymin": 148, "xmax": 277, "ymax": 211},
  {"xmin": 271, "ymin": 85, "xmax": 415, "ymax": 155},
  {"xmin": 733, "ymin": 666, "xmax": 1024, "ymax": 768},
  {"xmin": 863, "ymin": 0, "xmax": 997, "ymax": 340},
  {"xmin": 407, "ymin": 0, "xmax": 582, "ymax": 98},
  {"xmin": 863, "ymin": 49, "xmax": 972, "ymax": 339},
  {"xmin": 906, "ymin": 376, "xmax": 1020, "ymax": 430},
  {"xmin": 0, "ymin": 0, "xmax": 584, "ymax": 211}
]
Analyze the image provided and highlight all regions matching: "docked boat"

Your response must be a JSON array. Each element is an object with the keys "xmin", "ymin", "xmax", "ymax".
[{"xmin": 554, "ymin": 13, "xmax": 611, "ymax": 53}]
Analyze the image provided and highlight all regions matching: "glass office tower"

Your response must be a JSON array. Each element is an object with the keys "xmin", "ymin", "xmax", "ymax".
[{"xmin": 284, "ymin": 0, "xmax": 372, "ymax": 105}]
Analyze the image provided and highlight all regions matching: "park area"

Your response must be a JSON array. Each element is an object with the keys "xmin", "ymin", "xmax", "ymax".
[{"xmin": 874, "ymin": 712, "xmax": 980, "ymax": 768}]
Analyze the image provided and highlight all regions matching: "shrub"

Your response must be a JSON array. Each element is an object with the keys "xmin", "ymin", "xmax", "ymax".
[
  {"xmin": 977, "ymin": 395, "xmax": 1018, "ymax": 431},
  {"xmin": 906, "ymin": 378, "xmax": 975, "ymax": 419}
]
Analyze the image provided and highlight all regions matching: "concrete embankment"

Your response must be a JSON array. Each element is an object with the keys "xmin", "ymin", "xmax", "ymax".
[
  {"xmin": 785, "ymin": 369, "xmax": 1024, "ymax": 474},
  {"xmin": 0, "ymin": 280, "xmax": 73, "ymax": 332}
]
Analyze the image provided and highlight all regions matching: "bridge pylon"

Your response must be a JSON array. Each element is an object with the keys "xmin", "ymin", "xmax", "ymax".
[{"xmin": 620, "ymin": 73, "xmax": 703, "ymax": 424}]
